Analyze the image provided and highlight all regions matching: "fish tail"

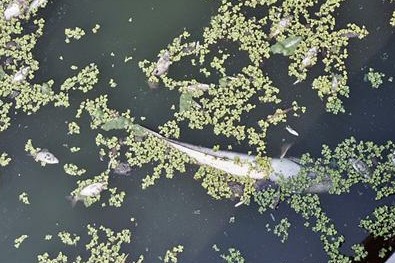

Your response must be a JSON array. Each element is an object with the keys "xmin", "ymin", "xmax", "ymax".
[{"xmin": 65, "ymin": 195, "xmax": 78, "ymax": 208}]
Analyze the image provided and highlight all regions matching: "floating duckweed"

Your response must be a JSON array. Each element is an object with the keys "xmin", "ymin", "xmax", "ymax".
[
  {"xmin": 14, "ymin": 234, "xmax": 28, "ymax": 248},
  {"xmin": 63, "ymin": 163, "xmax": 86, "ymax": 176},
  {"xmin": 109, "ymin": 78, "xmax": 117, "ymax": 88},
  {"xmin": 108, "ymin": 187, "xmax": 126, "ymax": 207},
  {"xmin": 65, "ymin": 27, "xmax": 86, "ymax": 43},
  {"xmin": 57, "ymin": 231, "xmax": 80, "ymax": 246},
  {"xmin": 0, "ymin": 152, "xmax": 11, "ymax": 166},
  {"xmin": 364, "ymin": 68, "xmax": 385, "ymax": 88},
  {"xmin": 162, "ymin": 245, "xmax": 184, "ymax": 263},
  {"xmin": 60, "ymin": 63, "xmax": 99, "ymax": 93},
  {"xmin": 67, "ymin": 122, "xmax": 80, "ymax": 135},
  {"xmin": 220, "ymin": 248, "xmax": 245, "ymax": 263},
  {"xmin": 390, "ymin": 8, "xmax": 395, "ymax": 26},
  {"xmin": 360, "ymin": 205, "xmax": 395, "ymax": 240},
  {"xmin": 18, "ymin": 192, "xmax": 30, "ymax": 205},
  {"xmin": 91, "ymin": 24, "xmax": 101, "ymax": 34},
  {"xmin": 24, "ymin": 139, "xmax": 39, "ymax": 156},
  {"xmin": 70, "ymin": 146, "xmax": 81, "ymax": 153},
  {"xmin": 273, "ymin": 218, "xmax": 291, "ymax": 243},
  {"xmin": 37, "ymin": 224, "xmax": 131, "ymax": 262}
]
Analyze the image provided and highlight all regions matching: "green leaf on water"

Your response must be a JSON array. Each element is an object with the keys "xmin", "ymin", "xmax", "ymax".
[
  {"xmin": 101, "ymin": 117, "xmax": 132, "ymax": 131},
  {"xmin": 179, "ymin": 92, "xmax": 194, "ymax": 112},
  {"xmin": 270, "ymin": 36, "xmax": 302, "ymax": 56}
]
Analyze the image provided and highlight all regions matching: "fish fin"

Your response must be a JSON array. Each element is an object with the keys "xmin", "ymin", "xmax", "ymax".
[
  {"xmin": 280, "ymin": 143, "xmax": 293, "ymax": 158},
  {"xmin": 65, "ymin": 196, "xmax": 78, "ymax": 208}
]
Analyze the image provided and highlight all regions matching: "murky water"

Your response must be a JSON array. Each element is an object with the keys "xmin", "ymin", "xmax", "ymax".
[{"xmin": 0, "ymin": 0, "xmax": 394, "ymax": 262}]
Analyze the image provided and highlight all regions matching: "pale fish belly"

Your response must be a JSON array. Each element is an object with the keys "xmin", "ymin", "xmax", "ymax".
[{"xmin": 269, "ymin": 158, "xmax": 302, "ymax": 182}]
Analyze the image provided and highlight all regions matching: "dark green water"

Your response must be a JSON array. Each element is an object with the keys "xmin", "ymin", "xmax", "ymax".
[{"xmin": 0, "ymin": 0, "xmax": 394, "ymax": 262}]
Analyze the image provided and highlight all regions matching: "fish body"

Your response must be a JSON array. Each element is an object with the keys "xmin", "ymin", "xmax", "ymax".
[
  {"xmin": 34, "ymin": 149, "xmax": 59, "ymax": 164},
  {"xmin": 269, "ymin": 16, "xmax": 292, "ymax": 38},
  {"xmin": 153, "ymin": 50, "xmax": 171, "ymax": 76},
  {"xmin": 79, "ymin": 182, "xmax": 107, "ymax": 196},
  {"xmin": 12, "ymin": 67, "xmax": 29, "ymax": 83},
  {"xmin": 349, "ymin": 158, "xmax": 370, "ymax": 178},
  {"xmin": 113, "ymin": 162, "xmax": 132, "ymax": 175},
  {"xmin": 186, "ymin": 83, "xmax": 210, "ymax": 92},
  {"xmin": 285, "ymin": 125, "xmax": 299, "ymax": 136},
  {"xmin": 67, "ymin": 182, "xmax": 107, "ymax": 207},
  {"xmin": 28, "ymin": 0, "xmax": 47, "ymax": 12},
  {"xmin": 141, "ymin": 127, "xmax": 332, "ymax": 193},
  {"xmin": 4, "ymin": 2, "xmax": 22, "ymax": 20},
  {"xmin": 301, "ymin": 47, "xmax": 319, "ymax": 69}
]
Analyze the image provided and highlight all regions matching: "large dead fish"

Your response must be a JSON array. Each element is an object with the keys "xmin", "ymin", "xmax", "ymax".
[{"xmin": 142, "ymin": 127, "xmax": 313, "ymax": 185}]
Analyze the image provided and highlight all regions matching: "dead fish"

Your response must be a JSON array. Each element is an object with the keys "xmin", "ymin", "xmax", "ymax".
[
  {"xmin": 4, "ymin": 1, "xmax": 23, "ymax": 20},
  {"xmin": 34, "ymin": 149, "xmax": 59, "ymax": 164},
  {"xmin": 153, "ymin": 50, "xmax": 171, "ymax": 76},
  {"xmin": 66, "ymin": 182, "xmax": 107, "ymax": 207},
  {"xmin": 113, "ymin": 162, "xmax": 132, "ymax": 175},
  {"xmin": 181, "ymin": 41, "xmax": 200, "ymax": 54},
  {"xmin": 300, "ymin": 47, "xmax": 319, "ymax": 69},
  {"xmin": 340, "ymin": 31, "xmax": 361, "ymax": 39},
  {"xmin": 269, "ymin": 16, "xmax": 292, "ymax": 38},
  {"xmin": 331, "ymin": 74, "xmax": 341, "ymax": 92},
  {"xmin": 28, "ymin": 0, "xmax": 47, "ymax": 12},
  {"xmin": 12, "ymin": 66, "xmax": 29, "ymax": 83},
  {"xmin": 186, "ymin": 83, "xmax": 210, "ymax": 92},
  {"xmin": 285, "ymin": 125, "xmax": 299, "ymax": 136},
  {"xmin": 349, "ymin": 158, "xmax": 370, "ymax": 178}
]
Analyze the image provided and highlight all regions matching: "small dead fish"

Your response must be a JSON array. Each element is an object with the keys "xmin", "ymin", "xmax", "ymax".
[
  {"xmin": 113, "ymin": 162, "xmax": 132, "ymax": 175},
  {"xmin": 269, "ymin": 16, "xmax": 292, "ymax": 38},
  {"xmin": 28, "ymin": 0, "xmax": 47, "ymax": 12},
  {"xmin": 153, "ymin": 50, "xmax": 171, "ymax": 76},
  {"xmin": 12, "ymin": 66, "xmax": 29, "ymax": 83},
  {"xmin": 340, "ymin": 31, "xmax": 361, "ymax": 39},
  {"xmin": 181, "ymin": 41, "xmax": 200, "ymax": 54},
  {"xmin": 285, "ymin": 125, "xmax": 299, "ymax": 136},
  {"xmin": 349, "ymin": 158, "xmax": 370, "ymax": 178},
  {"xmin": 67, "ymin": 182, "xmax": 107, "ymax": 207},
  {"xmin": 186, "ymin": 83, "xmax": 210, "ymax": 92},
  {"xmin": 300, "ymin": 47, "xmax": 319, "ymax": 69},
  {"xmin": 34, "ymin": 149, "xmax": 59, "ymax": 164},
  {"xmin": 331, "ymin": 74, "xmax": 341, "ymax": 92}
]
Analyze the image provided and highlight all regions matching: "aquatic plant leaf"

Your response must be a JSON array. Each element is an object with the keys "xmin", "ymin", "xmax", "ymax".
[
  {"xmin": 270, "ymin": 43, "xmax": 286, "ymax": 55},
  {"xmin": 101, "ymin": 117, "xmax": 132, "ymax": 131},
  {"xmin": 131, "ymin": 124, "xmax": 148, "ymax": 137},
  {"xmin": 179, "ymin": 92, "xmax": 194, "ymax": 112},
  {"xmin": 270, "ymin": 36, "xmax": 302, "ymax": 56}
]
